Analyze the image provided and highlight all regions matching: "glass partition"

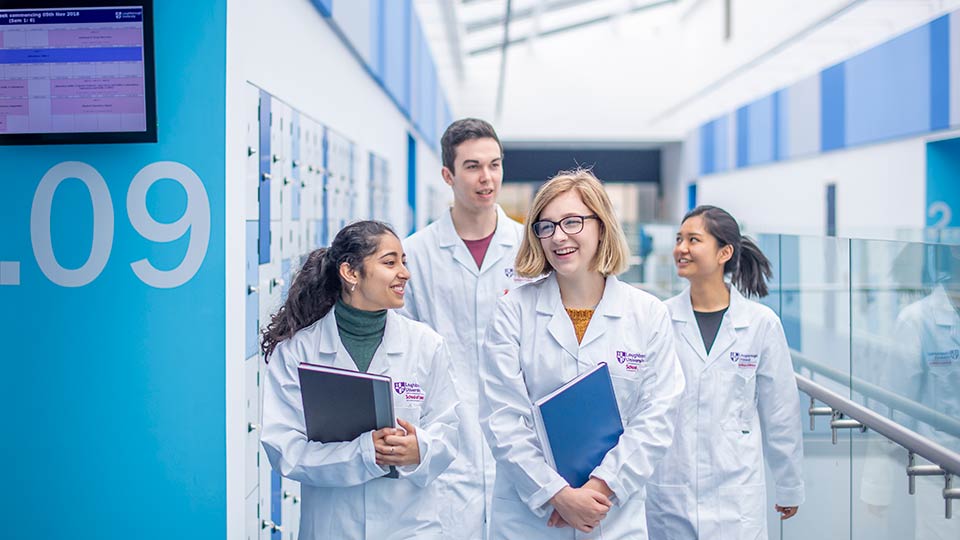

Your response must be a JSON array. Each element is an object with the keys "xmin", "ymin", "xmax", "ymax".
[{"xmin": 621, "ymin": 228, "xmax": 959, "ymax": 540}]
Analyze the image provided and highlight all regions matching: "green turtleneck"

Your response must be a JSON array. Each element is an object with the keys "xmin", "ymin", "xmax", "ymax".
[{"xmin": 334, "ymin": 297, "xmax": 387, "ymax": 373}]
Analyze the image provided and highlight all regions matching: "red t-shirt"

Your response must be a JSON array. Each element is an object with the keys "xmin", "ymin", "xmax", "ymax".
[{"xmin": 462, "ymin": 230, "xmax": 495, "ymax": 269}]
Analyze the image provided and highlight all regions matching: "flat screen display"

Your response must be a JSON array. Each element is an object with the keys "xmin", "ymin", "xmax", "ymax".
[{"xmin": 0, "ymin": 0, "xmax": 156, "ymax": 144}]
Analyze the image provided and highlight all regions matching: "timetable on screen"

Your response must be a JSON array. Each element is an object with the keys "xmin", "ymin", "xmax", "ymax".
[{"xmin": 0, "ymin": 1, "xmax": 156, "ymax": 144}]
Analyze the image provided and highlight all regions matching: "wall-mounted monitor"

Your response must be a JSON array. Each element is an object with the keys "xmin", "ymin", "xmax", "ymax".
[{"xmin": 0, "ymin": 0, "xmax": 156, "ymax": 145}]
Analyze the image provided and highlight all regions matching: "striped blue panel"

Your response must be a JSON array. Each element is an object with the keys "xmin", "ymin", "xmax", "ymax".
[
  {"xmin": 699, "ymin": 120, "xmax": 716, "ymax": 175},
  {"xmin": 930, "ymin": 15, "xmax": 950, "ymax": 131},
  {"xmin": 772, "ymin": 90, "xmax": 784, "ymax": 161},
  {"xmin": 409, "ymin": 13, "xmax": 422, "ymax": 130},
  {"xmin": 845, "ymin": 22, "xmax": 930, "ymax": 147},
  {"xmin": 746, "ymin": 94, "xmax": 775, "ymax": 166},
  {"xmin": 419, "ymin": 40, "xmax": 437, "ymax": 146},
  {"xmin": 735, "ymin": 105, "xmax": 749, "ymax": 168},
  {"xmin": 776, "ymin": 88, "xmax": 790, "ymax": 160},
  {"xmin": 369, "ymin": 0, "xmax": 384, "ymax": 81},
  {"xmin": 332, "ymin": 0, "xmax": 372, "ymax": 65},
  {"xmin": 382, "ymin": 0, "xmax": 411, "ymax": 113},
  {"xmin": 714, "ymin": 114, "xmax": 731, "ymax": 173},
  {"xmin": 820, "ymin": 63, "xmax": 845, "ymax": 152},
  {"xmin": 687, "ymin": 183, "xmax": 697, "ymax": 211}
]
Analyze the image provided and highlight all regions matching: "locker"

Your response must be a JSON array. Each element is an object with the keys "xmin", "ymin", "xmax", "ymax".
[
  {"xmin": 245, "ymin": 354, "xmax": 261, "ymax": 498},
  {"xmin": 245, "ymin": 84, "xmax": 261, "ymax": 221}
]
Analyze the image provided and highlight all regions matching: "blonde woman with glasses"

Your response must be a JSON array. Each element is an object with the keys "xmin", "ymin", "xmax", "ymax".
[{"xmin": 479, "ymin": 169, "xmax": 685, "ymax": 539}]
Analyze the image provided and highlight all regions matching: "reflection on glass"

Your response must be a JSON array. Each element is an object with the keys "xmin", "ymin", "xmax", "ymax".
[{"xmin": 855, "ymin": 242, "xmax": 960, "ymax": 540}]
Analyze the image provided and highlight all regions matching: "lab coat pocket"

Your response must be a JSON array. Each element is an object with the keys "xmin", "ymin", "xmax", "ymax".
[
  {"xmin": 609, "ymin": 374, "xmax": 640, "ymax": 416},
  {"xmin": 395, "ymin": 404, "xmax": 424, "ymax": 428},
  {"xmin": 718, "ymin": 483, "xmax": 766, "ymax": 540},
  {"xmin": 720, "ymin": 370, "xmax": 756, "ymax": 433}
]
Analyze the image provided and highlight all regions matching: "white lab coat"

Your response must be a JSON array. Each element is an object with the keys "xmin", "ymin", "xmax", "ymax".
[
  {"xmin": 479, "ymin": 274, "xmax": 685, "ymax": 540},
  {"xmin": 401, "ymin": 205, "xmax": 525, "ymax": 539},
  {"xmin": 646, "ymin": 286, "xmax": 805, "ymax": 540},
  {"xmin": 260, "ymin": 307, "xmax": 460, "ymax": 540}
]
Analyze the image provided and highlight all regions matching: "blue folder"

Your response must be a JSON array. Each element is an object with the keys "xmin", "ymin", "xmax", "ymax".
[{"xmin": 533, "ymin": 363, "xmax": 624, "ymax": 488}]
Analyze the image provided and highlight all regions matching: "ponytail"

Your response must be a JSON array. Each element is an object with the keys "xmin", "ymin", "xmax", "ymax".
[
  {"xmin": 259, "ymin": 220, "xmax": 397, "ymax": 360},
  {"xmin": 681, "ymin": 205, "xmax": 772, "ymax": 298},
  {"xmin": 733, "ymin": 235, "xmax": 772, "ymax": 298}
]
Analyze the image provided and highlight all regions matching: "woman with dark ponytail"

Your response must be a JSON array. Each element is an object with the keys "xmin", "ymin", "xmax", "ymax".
[
  {"xmin": 259, "ymin": 220, "xmax": 460, "ymax": 540},
  {"xmin": 646, "ymin": 206, "xmax": 805, "ymax": 540}
]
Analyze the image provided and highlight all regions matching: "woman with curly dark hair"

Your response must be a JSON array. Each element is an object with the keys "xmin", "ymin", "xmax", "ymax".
[{"xmin": 260, "ymin": 220, "xmax": 460, "ymax": 539}]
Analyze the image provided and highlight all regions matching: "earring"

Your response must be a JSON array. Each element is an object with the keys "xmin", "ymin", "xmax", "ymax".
[{"xmin": 350, "ymin": 283, "xmax": 356, "ymax": 292}]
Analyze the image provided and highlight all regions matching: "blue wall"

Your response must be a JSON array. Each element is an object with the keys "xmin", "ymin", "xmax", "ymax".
[
  {"xmin": 0, "ymin": 2, "xmax": 227, "ymax": 538},
  {"xmin": 699, "ymin": 13, "xmax": 955, "ymax": 175}
]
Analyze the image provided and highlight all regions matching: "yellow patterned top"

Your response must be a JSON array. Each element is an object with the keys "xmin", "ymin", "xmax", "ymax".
[{"xmin": 565, "ymin": 308, "xmax": 595, "ymax": 344}]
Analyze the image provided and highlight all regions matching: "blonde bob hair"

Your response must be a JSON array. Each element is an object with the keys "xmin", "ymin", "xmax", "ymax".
[{"xmin": 515, "ymin": 168, "xmax": 631, "ymax": 278}]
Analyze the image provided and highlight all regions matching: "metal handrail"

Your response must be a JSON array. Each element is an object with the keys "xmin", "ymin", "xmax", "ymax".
[
  {"xmin": 791, "ymin": 350, "xmax": 960, "ymax": 440},
  {"xmin": 795, "ymin": 373, "xmax": 960, "ymax": 477}
]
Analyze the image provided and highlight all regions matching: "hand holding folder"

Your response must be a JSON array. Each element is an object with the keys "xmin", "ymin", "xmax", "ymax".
[
  {"xmin": 373, "ymin": 418, "xmax": 422, "ymax": 467},
  {"xmin": 298, "ymin": 362, "xmax": 400, "ymax": 478}
]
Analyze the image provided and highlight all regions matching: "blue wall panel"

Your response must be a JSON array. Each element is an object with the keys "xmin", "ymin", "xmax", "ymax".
[
  {"xmin": 0, "ymin": 1, "xmax": 227, "ymax": 538},
  {"xmin": 845, "ymin": 22, "xmax": 930, "ymax": 147},
  {"xmin": 382, "ymin": 0, "xmax": 411, "ymax": 114},
  {"xmin": 370, "ymin": 0, "xmax": 384, "ymax": 81},
  {"xmin": 699, "ymin": 121, "xmax": 716, "ymax": 175},
  {"xmin": 714, "ymin": 114, "xmax": 730, "ymax": 173},
  {"xmin": 930, "ymin": 15, "xmax": 950, "ymax": 131},
  {"xmin": 820, "ymin": 63, "xmax": 846, "ymax": 152},
  {"xmin": 735, "ymin": 105, "xmax": 749, "ymax": 168},
  {"xmin": 746, "ymin": 94, "xmax": 775, "ymax": 166}
]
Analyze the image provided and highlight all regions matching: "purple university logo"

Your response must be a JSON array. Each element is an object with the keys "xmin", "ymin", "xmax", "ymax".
[
  {"xmin": 615, "ymin": 350, "xmax": 646, "ymax": 372},
  {"xmin": 394, "ymin": 382, "xmax": 407, "ymax": 394},
  {"xmin": 504, "ymin": 267, "xmax": 515, "ymax": 278},
  {"xmin": 730, "ymin": 352, "xmax": 740, "ymax": 363}
]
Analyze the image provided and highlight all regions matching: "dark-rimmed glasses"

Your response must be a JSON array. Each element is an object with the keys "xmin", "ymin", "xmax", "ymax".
[{"xmin": 531, "ymin": 215, "xmax": 599, "ymax": 239}]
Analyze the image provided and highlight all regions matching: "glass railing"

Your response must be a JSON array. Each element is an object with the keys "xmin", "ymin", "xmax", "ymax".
[{"xmin": 622, "ymin": 225, "xmax": 960, "ymax": 540}]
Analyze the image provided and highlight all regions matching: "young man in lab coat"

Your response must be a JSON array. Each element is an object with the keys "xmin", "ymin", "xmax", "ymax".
[{"xmin": 400, "ymin": 118, "xmax": 525, "ymax": 540}]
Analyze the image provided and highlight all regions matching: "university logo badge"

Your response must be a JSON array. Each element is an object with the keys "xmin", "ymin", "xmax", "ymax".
[
  {"xmin": 504, "ymin": 267, "xmax": 515, "ymax": 278},
  {"xmin": 394, "ymin": 382, "xmax": 406, "ymax": 394},
  {"xmin": 730, "ymin": 352, "xmax": 740, "ymax": 363},
  {"xmin": 615, "ymin": 350, "xmax": 646, "ymax": 372}
]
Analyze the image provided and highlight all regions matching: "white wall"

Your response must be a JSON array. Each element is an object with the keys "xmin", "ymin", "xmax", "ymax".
[{"xmin": 691, "ymin": 136, "xmax": 931, "ymax": 238}]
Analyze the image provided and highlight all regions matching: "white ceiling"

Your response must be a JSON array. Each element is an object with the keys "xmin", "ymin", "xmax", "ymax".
[{"xmin": 415, "ymin": 0, "xmax": 960, "ymax": 141}]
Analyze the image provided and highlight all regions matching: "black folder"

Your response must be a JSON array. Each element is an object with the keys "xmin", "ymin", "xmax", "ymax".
[{"xmin": 298, "ymin": 362, "xmax": 398, "ymax": 478}]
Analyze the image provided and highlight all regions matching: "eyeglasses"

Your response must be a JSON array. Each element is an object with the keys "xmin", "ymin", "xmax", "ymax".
[{"xmin": 531, "ymin": 215, "xmax": 599, "ymax": 239}]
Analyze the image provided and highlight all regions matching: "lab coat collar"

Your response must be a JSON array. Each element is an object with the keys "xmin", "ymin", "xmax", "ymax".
[
  {"xmin": 673, "ymin": 283, "xmax": 751, "ymax": 364},
  {"xmin": 435, "ymin": 205, "xmax": 518, "ymax": 277},
  {"xmin": 315, "ymin": 305, "xmax": 404, "ymax": 371},
  {"xmin": 538, "ymin": 273, "xmax": 625, "ymax": 356}
]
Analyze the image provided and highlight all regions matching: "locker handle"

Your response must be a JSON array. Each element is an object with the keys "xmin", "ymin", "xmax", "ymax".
[
  {"xmin": 247, "ymin": 422, "xmax": 260, "ymax": 433},
  {"xmin": 247, "ymin": 285, "xmax": 258, "ymax": 295},
  {"xmin": 261, "ymin": 520, "xmax": 281, "ymax": 533},
  {"xmin": 292, "ymin": 159, "xmax": 300, "ymax": 168},
  {"xmin": 271, "ymin": 277, "xmax": 285, "ymax": 288},
  {"xmin": 261, "ymin": 172, "xmax": 271, "ymax": 181},
  {"xmin": 283, "ymin": 491, "xmax": 300, "ymax": 504},
  {"xmin": 272, "ymin": 154, "xmax": 282, "ymax": 163},
  {"xmin": 283, "ymin": 177, "xmax": 290, "ymax": 186},
  {"xmin": 247, "ymin": 146, "xmax": 256, "ymax": 156}
]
